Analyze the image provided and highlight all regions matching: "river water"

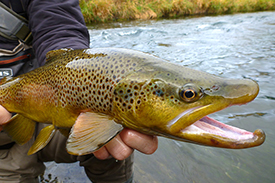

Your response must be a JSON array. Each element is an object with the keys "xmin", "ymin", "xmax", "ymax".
[{"xmin": 43, "ymin": 11, "xmax": 275, "ymax": 183}]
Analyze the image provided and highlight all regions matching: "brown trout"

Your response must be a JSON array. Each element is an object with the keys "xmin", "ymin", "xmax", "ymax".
[{"xmin": 1, "ymin": 48, "xmax": 265, "ymax": 155}]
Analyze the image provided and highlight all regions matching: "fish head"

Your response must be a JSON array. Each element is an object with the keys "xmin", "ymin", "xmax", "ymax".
[{"xmin": 112, "ymin": 62, "xmax": 265, "ymax": 149}]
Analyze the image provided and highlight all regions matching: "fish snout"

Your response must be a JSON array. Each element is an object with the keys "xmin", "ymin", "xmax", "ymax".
[
  {"xmin": 226, "ymin": 78, "xmax": 259, "ymax": 105},
  {"xmin": 204, "ymin": 78, "xmax": 259, "ymax": 105}
]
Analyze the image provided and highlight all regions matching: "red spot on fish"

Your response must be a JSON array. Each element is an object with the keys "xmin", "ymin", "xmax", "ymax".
[{"xmin": 210, "ymin": 139, "xmax": 220, "ymax": 145}]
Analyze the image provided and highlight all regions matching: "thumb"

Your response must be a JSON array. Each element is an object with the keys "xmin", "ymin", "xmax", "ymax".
[{"xmin": 0, "ymin": 105, "xmax": 12, "ymax": 125}]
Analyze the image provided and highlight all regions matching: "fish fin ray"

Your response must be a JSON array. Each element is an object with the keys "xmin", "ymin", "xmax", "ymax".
[
  {"xmin": 66, "ymin": 112, "xmax": 123, "ymax": 155},
  {"xmin": 27, "ymin": 125, "xmax": 56, "ymax": 155},
  {"xmin": 3, "ymin": 114, "xmax": 35, "ymax": 145}
]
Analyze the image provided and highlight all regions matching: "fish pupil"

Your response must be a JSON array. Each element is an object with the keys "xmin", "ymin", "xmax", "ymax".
[{"xmin": 184, "ymin": 90, "xmax": 195, "ymax": 99}]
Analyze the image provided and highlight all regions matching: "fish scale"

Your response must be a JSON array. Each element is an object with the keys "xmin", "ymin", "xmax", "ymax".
[{"xmin": 1, "ymin": 47, "xmax": 265, "ymax": 156}]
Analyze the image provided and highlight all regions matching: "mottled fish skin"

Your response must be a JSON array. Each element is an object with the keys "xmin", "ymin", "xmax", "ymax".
[
  {"xmin": 1, "ymin": 48, "xmax": 140, "ymax": 127},
  {"xmin": 0, "ymin": 48, "xmax": 196, "ymax": 127},
  {"xmin": 0, "ymin": 48, "xmax": 265, "ymax": 155}
]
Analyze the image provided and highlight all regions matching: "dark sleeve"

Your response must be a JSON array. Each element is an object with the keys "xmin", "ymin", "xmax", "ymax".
[{"xmin": 27, "ymin": 0, "xmax": 90, "ymax": 66}]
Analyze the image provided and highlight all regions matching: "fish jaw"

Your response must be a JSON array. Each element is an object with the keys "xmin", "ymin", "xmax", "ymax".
[
  {"xmin": 164, "ymin": 103, "xmax": 265, "ymax": 149},
  {"xmin": 163, "ymin": 77, "xmax": 264, "ymax": 148},
  {"xmin": 176, "ymin": 116, "xmax": 265, "ymax": 148}
]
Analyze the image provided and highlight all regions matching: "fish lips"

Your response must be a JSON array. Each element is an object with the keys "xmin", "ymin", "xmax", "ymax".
[{"xmin": 167, "ymin": 104, "xmax": 265, "ymax": 149}]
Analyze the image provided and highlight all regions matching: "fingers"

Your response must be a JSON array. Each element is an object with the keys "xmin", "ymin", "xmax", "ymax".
[
  {"xmin": 120, "ymin": 128, "xmax": 158, "ymax": 155},
  {"xmin": 0, "ymin": 105, "xmax": 11, "ymax": 131},
  {"xmin": 106, "ymin": 134, "xmax": 134, "ymax": 160},
  {"xmin": 92, "ymin": 146, "xmax": 110, "ymax": 160},
  {"xmin": 93, "ymin": 135, "xmax": 134, "ymax": 161},
  {"xmin": 93, "ymin": 128, "xmax": 158, "ymax": 161}
]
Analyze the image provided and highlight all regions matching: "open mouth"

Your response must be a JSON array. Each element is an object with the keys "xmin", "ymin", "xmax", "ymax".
[
  {"xmin": 183, "ymin": 116, "xmax": 258, "ymax": 140},
  {"xmin": 179, "ymin": 115, "xmax": 265, "ymax": 148},
  {"xmin": 166, "ymin": 104, "xmax": 265, "ymax": 149}
]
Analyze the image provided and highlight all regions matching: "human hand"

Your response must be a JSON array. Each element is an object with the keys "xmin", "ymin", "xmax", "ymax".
[
  {"xmin": 93, "ymin": 128, "xmax": 158, "ymax": 160},
  {"xmin": 0, "ymin": 105, "xmax": 12, "ymax": 131}
]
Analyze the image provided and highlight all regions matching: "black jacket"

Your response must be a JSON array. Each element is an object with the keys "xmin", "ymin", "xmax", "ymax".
[{"xmin": 0, "ymin": 0, "xmax": 90, "ymax": 66}]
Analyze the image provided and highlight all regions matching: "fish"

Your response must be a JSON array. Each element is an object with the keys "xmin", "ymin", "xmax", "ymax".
[{"xmin": 1, "ymin": 48, "xmax": 265, "ymax": 155}]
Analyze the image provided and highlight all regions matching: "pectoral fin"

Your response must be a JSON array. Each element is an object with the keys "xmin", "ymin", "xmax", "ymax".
[
  {"xmin": 66, "ymin": 112, "xmax": 123, "ymax": 155},
  {"xmin": 28, "ymin": 125, "xmax": 56, "ymax": 155},
  {"xmin": 3, "ymin": 114, "xmax": 35, "ymax": 145}
]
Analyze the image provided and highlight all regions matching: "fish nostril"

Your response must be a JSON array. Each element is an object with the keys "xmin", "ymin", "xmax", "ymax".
[{"xmin": 211, "ymin": 85, "xmax": 220, "ymax": 91}]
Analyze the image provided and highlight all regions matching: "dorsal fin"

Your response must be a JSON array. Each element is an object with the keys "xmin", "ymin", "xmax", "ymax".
[{"xmin": 45, "ymin": 48, "xmax": 73, "ymax": 63}]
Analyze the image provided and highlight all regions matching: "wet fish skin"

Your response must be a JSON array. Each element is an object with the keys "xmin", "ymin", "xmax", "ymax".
[{"xmin": 0, "ymin": 48, "xmax": 265, "ymax": 155}]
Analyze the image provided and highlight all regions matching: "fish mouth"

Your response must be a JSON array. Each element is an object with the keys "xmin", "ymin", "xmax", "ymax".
[
  {"xmin": 178, "ymin": 115, "xmax": 265, "ymax": 148},
  {"xmin": 166, "ymin": 103, "xmax": 265, "ymax": 149}
]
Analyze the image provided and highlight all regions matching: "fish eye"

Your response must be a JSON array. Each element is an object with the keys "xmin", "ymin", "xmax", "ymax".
[
  {"xmin": 179, "ymin": 84, "xmax": 202, "ymax": 103},
  {"xmin": 183, "ymin": 89, "xmax": 196, "ymax": 99}
]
